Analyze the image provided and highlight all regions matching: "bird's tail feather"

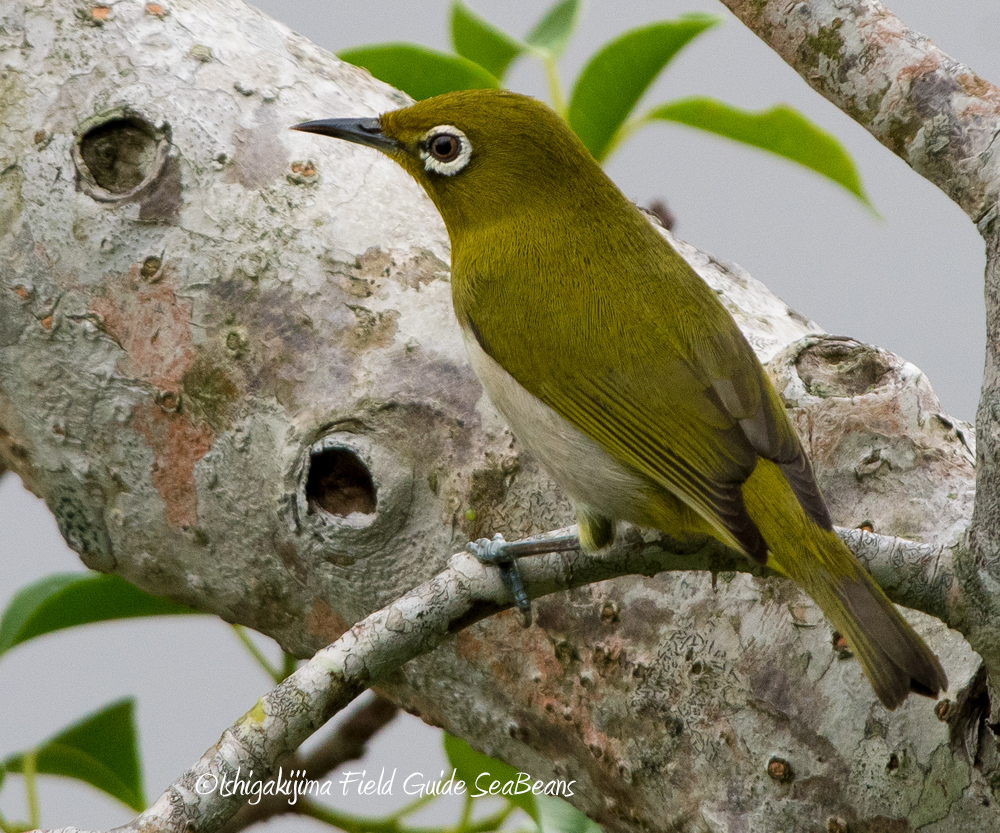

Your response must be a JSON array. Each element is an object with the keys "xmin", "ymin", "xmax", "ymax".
[{"xmin": 744, "ymin": 461, "xmax": 946, "ymax": 709}]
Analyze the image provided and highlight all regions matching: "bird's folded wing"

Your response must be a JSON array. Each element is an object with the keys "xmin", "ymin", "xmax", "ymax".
[{"xmin": 490, "ymin": 283, "xmax": 830, "ymax": 557}]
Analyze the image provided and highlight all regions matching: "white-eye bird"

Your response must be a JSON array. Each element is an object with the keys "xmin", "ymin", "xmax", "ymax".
[{"xmin": 294, "ymin": 89, "xmax": 946, "ymax": 709}]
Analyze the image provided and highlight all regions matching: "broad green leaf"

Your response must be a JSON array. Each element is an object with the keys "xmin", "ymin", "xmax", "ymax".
[
  {"xmin": 648, "ymin": 97, "xmax": 871, "ymax": 205},
  {"xmin": 536, "ymin": 794, "xmax": 603, "ymax": 833},
  {"xmin": 3, "ymin": 699, "xmax": 145, "ymax": 811},
  {"xmin": 451, "ymin": 1, "xmax": 525, "ymax": 81},
  {"xmin": 338, "ymin": 44, "xmax": 499, "ymax": 101},
  {"xmin": 525, "ymin": 0, "xmax": 580, "ymax": 58},
  {"xmin": 0, "ymin": 573, "xmax": 199, "ymax": 657},
  {"xmin": 444, "ymin": 734, "xmax": 538, "ymax": 822},
  {"xmin": 568, "ymin": 15, "xmax": 720, "ymax": 161}
]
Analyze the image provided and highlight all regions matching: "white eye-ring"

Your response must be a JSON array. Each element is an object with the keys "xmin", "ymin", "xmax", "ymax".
[{"xmin": 419, "ymin": 125, "xmax": 472, "ymax": 175}]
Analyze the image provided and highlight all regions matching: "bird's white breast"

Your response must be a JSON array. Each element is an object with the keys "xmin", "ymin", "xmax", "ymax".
[{"xmin": 462, "ymin": 329, "xmax": 648, "ymax": 522}]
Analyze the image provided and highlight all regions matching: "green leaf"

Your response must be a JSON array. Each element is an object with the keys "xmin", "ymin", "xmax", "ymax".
[
  {"xmin": 444, "ymin": 734, "xmax": 538, "ymax": 822},
  {"xmin": 568, "ymin": 15, "xmax": 720, "ymax": 161},
  {"xmin": 536, "ymin": 794, "xmax": 603, "ymax": 833},
  {"xmin": 648, "ymin": 97, "xmax": 871, "ymax": 205},
  {"xmin": 451, "ymin": 1, "xmax": 525, "ymax": 81},
  {"xmin": 338, "ymin": 44, "xmax": 499, "ymax": 101},
  {"xmin": 0, "ymin": 573, "xmax": 199, "ymax": 658},
  {"xmin": 525, "ymin": 0, "xmax": 580, "ymax": 58},
  {"xmin": 3, "ymin": 699, "xmax": 145, "ymax": 811}
]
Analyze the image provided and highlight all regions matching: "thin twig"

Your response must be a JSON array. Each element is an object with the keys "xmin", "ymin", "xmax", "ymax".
[{"xmin": 40, "ymin": 522, "xmax": 956, "ymax": 833}]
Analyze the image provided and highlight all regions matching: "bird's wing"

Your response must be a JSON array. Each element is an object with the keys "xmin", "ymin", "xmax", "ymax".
[
  {"xmin": 467, "ymin": 257, "xmax": 830, "ymax": 561},
  {"xmin": 683, "ymin": 302, "xmax": 832, "ymax": 534}
]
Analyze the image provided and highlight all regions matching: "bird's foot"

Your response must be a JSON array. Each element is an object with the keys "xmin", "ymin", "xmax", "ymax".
[
  {"xmin": 466, "ymin": 531, "xmax": 582, "ymax": 627},
  {"xmin": 467, "ymin": 534, "xmax": 532, "ymax": 626}
]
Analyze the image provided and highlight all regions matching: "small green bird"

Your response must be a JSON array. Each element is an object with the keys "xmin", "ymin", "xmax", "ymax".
[{"xmin": 294, "ymin": 89, "xmax": 946, "ymax": 709}]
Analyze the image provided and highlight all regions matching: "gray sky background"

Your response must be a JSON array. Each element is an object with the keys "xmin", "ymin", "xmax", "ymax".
[{"xmin": 1, "ymin": 1, "xmax": 995, "ymax": 829}]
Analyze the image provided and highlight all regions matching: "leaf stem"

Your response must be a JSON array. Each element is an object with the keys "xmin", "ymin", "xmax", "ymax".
[
  {"xmin": 231, "ymin": 625, "xmax": 283, "ymax": 683},
  {"xmin": 388, "ymin": 791, "xmax": 438, "ymax": 821},
  {"xmin": 0, "ymin": 805, "xmax": 24, "ymax": 833},
  {"xmin": 460, "ymin": 803, "xmax": 516, "ymax": 833},
  {"xmin": 281, "ymin": 652, "xmax": 298, "ymax": 682},
  {"xmin": 296, "ymin": 799, "xmax": 376, "ymax": 832},
  {"xmin": 295, "ymin": 793, "xmax": 516, "ymax": 833},
  {"xmin": 22, "ymin": 751, "xmax": 38, "ymax": 830},
  {"xmin": 457, "ymin": 793, "xmax": 475, "ymax": 833},
  {"xmin": 542, "ymin": 54, "xmax": 568, "ymax": 120}
]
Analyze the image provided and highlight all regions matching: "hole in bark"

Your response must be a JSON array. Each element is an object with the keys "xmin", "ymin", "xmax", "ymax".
[
  {"xmin": 766, "ymin": 757, "xmax": 793, "ymax": 784},
  {"xmin": 306, "ymin": 447, "xmax": 377, "ymax": 517},
  {"xmin": 795, "ymin": 337, "xmax": 893, "ymax": 398},
  {"xmin": 74, "ymin": 111, "xmax": 170, "ymax": 201}
]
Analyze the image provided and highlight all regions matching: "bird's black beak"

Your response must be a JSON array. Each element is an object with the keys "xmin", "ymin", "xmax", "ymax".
[{"xmin": 291, "ymin": 117, "xmax": 400, "ymax": 153}]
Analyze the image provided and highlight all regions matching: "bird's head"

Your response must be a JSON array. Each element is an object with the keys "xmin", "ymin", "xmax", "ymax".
[{"xmin": 293, "ymin": 89, "xmax": 616, "ymax": 239}]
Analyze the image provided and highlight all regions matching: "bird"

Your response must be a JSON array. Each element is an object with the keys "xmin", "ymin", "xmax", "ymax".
[{"xmin": 293, "ymin": 89, "xmax": 946, "ymax": 709}]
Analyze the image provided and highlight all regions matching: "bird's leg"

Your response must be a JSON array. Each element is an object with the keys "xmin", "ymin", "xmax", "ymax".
[
  {"xmin": 466, "ymin": 532, "xmax": 581, "ymax": 626},
  {"xmin": 467, "ymin": 534, "xmax": 531, "ymax": 625}
]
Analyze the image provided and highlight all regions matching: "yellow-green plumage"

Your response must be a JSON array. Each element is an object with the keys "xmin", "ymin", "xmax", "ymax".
[{"xmin": 295, "ymin": 89, "xmax": 946, "ymax": 709}]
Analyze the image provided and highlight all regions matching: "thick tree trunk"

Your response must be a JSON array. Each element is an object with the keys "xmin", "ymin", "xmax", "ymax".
[{"xmin": 0, "ymin": 0, "xmax": 994, "ymax": 830}]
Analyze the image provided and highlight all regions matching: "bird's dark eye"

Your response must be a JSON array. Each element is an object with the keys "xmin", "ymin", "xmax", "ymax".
[
  {"xmin": 420, "ymin": 125, "xmax": 471, "ymax": 175},
  {"xmin": 428, "ymin": 133, "xmax": 461, "ymax": 162}
]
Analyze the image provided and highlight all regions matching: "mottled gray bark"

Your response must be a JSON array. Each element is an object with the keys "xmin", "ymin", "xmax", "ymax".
[
  {"xmin": 720, "ymin": 0, "xmax": 1000, "ymax": 812},
  {"xmin": 723, "ymin": 0, "xmax": 1000, "ymax": 684},
  {"xmin": 0, "ymin": 0, "xmax": 994, "ymax": 831}
]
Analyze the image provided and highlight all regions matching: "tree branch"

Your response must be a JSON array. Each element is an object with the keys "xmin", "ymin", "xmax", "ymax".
[
  {"xmin": 718, "ymin": 0, "xmax": 1000, "ymax": 722},
  {"xmin": 1, "ymin": 0, "xmax": 989, "ymax": 829},
  {"xmin": 41, "ymin": 523, "xmax": 956, "ymax": 832},
  {"xmin": 839, "ymin": 527, "xmax": 957, "ymax": 625},
  {"xmin": 218, "ymin": 696, "xmax": 399, "ymax": 832},
  {"xmin": 717, "ymin": 0, "xmax": 1000, "ymax": 224}
]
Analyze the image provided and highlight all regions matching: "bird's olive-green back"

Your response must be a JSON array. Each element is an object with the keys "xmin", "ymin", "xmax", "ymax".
[{"xmin": 378, "ymin": 90, "xmax": 828, "ymax": 556}]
